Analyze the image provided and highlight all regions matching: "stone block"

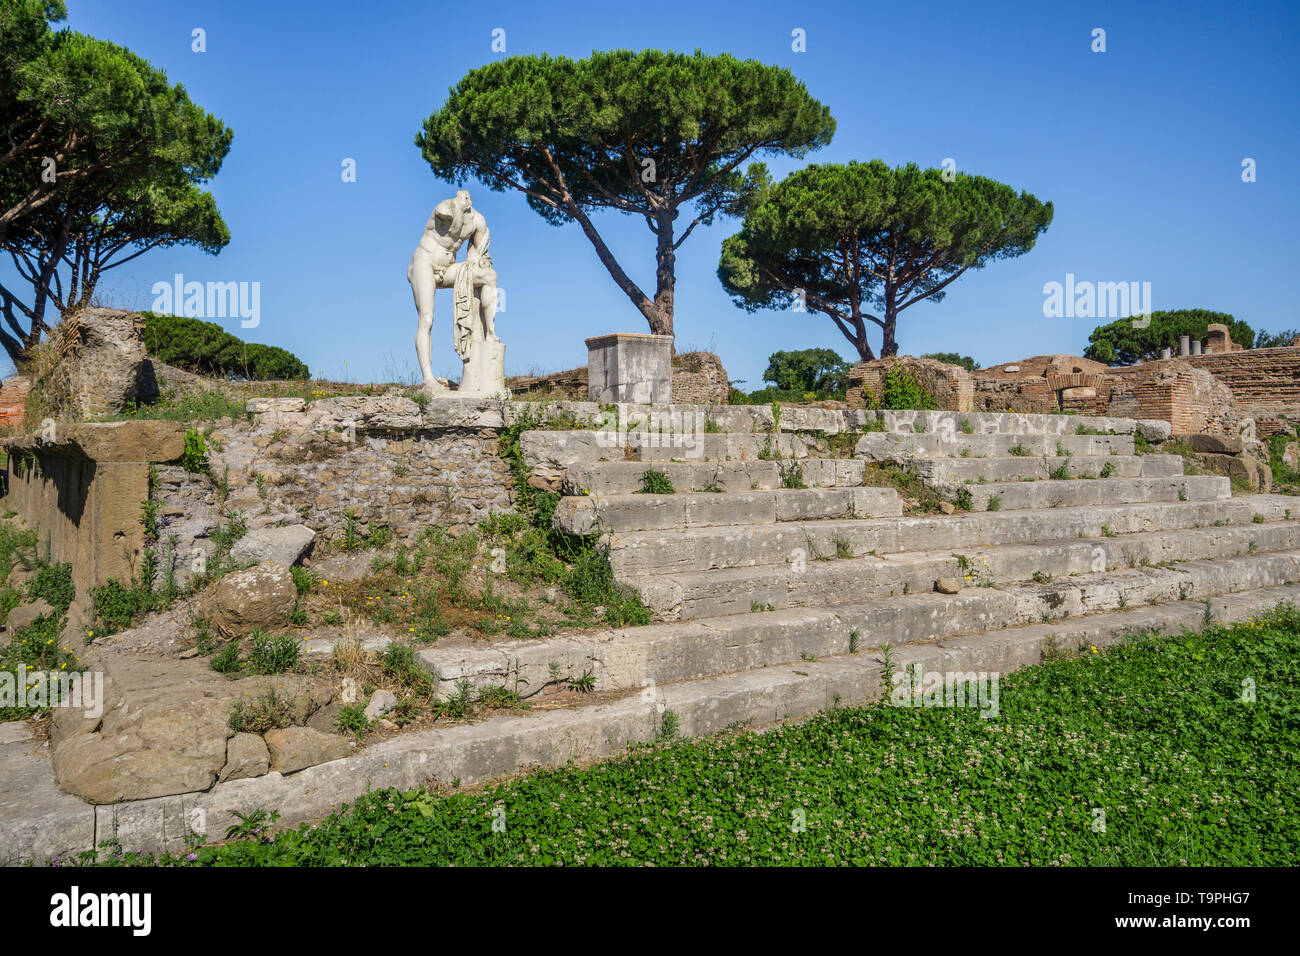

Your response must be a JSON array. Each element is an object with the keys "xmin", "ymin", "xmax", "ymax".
[
  {"xmin": 264, "ymin": 727, "xmax": 352, "ymax": 774},
  {"xmin": 228, "ymin": 524, "xmax": 316, "ymax": 567},
  {"xmin": 586, "ymin": 333, "xmax": 673, "ymax": 404},
  {"xmin": 1176, "ymin": 432, "xmax": 1245, "ymax": 455}
]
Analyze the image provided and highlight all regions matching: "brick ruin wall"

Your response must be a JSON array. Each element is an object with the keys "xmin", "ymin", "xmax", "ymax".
[
  {"xmin": 846, "ymin": 356, "xmax": 974, "ymax": 410},
  {"xmin": 1181, "ymin": 347, "xmax": 1300, "ymax": 427},
  {"xmin": 849, "ymin": 350, "xmax": 1297, "ymax": 437},
  {"xmin": 1105, "ymin": 360, "xmax": 1243, "ymax": 435},
  {"xmin": 670, "ymin": 351, "xmax": 730, "ymax": 405}
]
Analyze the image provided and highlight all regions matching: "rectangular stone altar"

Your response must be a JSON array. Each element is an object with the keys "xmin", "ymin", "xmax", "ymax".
[{"xmin": 585, "ymin": 332, "xmax": 673, "ymax": 404}]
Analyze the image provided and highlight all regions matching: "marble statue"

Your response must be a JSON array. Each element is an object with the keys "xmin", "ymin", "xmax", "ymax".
[{"xmin": 407, "ymin": 189, "xmax": 507, "ymax": 397}]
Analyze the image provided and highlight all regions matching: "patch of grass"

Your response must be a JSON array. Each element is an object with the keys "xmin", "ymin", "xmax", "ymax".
[
  {"xmin": 99, "ymin": 388, "xmax": 249, "ymax": 424},
  {"xmin": 860, "ymin": 463, "xmax": 947, "ymax": 515},
  {"xmin": 1007, "ymin": 443, "xmax": 1030, "ymax": 457},
  {"xmin": 210, "ymin": 641, "xmax": 242, "ymax": 674},
  {"xmin": 565, "ymin": 549, "xmax": 651, "ymax": 627},
  {"xmin": 246, "ymin": 630, "xmax": 301, "ymax": 675},
  {"xmin": 381, "ymin": 643, "xmax": 433, "ymax": 696},
  {"xmin": 291, "ymin": 565, "xmax": 320, "ymax": 595}
]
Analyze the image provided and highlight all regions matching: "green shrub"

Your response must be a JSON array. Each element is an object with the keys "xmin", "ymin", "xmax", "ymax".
[
  {"xmin": 142, "ymin": 312, "xmax": 309, "ymax": 380},
  {"xmin": 181, "ymin": 428, "xmax": 209, "ymax": 473},
  {"xmin": 90, "ymin": 579, "xmax": 149, "ymax": 634},
  {"xmin": 637, "ymin": 469, "xmax": 675, "ymax": 495},
  {"xmin": 26, "ymin": 562, "xmax": 74, "ymax": 614},
  {"xmin": 211, "ymin": 641, "xmax": 242, "ymax": 674},
  {"xmin": 247, "ymin": 630, "xmax": 300, "ymax": 675},
  {"xmin": 335, "ymin": 704, "xmax": 371, "ymax": 737},
  {"xmin": 778, "ymin": 460, "xmax": 806, "ymax": 489},
  {"xmin": 876, "ymin": 366, "xmax": 935, "ymax": 410}
]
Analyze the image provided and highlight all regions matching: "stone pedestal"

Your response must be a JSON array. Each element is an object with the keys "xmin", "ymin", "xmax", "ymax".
[
  {"xmin": 455, "ymin": 336, "xmax": 509, "ymax": 399},
  {"xmin": 586, "ymin": 333, "xmax": 673, "ymax": 404}
]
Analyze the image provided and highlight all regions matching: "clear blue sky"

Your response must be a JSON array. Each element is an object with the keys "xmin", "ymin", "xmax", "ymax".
[{"xmin": 6, "ymin": 0, "xmax": 1297, "ymax": 387}]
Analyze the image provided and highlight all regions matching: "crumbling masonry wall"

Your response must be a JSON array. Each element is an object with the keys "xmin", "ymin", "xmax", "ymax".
[{"xmin": 2, "ymin": 421, "xmax": 184, "ymax": 624}]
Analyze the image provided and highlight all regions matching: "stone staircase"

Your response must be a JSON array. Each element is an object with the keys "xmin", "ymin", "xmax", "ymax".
[{"xmin": 415, "ymin": 404, "xmax": 1300, "ymax": 764}]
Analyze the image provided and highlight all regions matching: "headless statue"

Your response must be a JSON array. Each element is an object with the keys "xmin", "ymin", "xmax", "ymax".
[{"xmin": 407, "ymin": 189, "xmax": 504, "ymax": 395}]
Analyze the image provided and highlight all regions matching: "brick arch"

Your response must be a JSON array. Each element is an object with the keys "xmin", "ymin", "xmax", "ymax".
[{"xmin": 1045, "ymin": 371, "xmax": 1106, "ymax": 392}]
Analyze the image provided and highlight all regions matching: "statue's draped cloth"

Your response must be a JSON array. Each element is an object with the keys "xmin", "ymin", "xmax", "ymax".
[{"xmin": 452, "ymin": 238, "xmax": 490, "ymax": 361}]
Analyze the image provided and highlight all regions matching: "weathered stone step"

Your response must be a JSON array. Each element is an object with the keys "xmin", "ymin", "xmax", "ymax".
[
  {"xmin": 553, "ymin": 486, "xmax": 903, "ymax": 535},
  {"xmin": 418, "ymin": 556, "xmax": 1300, "ymax": 699},
  {"xmin": 521, "ymin": 429, "xmax": 818, "ymax": 471},
  {"xmin": 1247, "ymin": 494, "xmax": 1300, "ymax": 522},
  {"xmin": 83, "ymin": 579, "xmax": 1296, "ymax": 860},
  {"xmin": 563, "ymin": 457, "xmax": 867, "ymax": 496},
  {"xmin": 911, "ymin": 454, "xmax": 1182, "ymax": 493},
  {"xmin": 608, "ymin": 498, "xmax": 1257, "ymax": 575},
  {"xmin": 962, "ymin": 475, "xmax": 1230, "ymax": 511},
  {"xmin": 855, "ymin": 432, "xmax": 1134, "ymax": 460},
  {"xmin": 630, "ymin": 519, "xmax": 1300, "ymax": 620},
  {"xmin": 508, "ymin": 400, "xmax": 1171, "ymax": 441},
  {"xmin": 873, "ymin": 409, "xmax": 1170, "ymax": 441}
]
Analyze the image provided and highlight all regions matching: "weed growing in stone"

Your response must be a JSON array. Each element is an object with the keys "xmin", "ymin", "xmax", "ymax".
[
  {"xmin": 637, "ymin": 469, "xmax": 675, "ymax": 495},
  {"xmin": 247, "ymin": 630, "xmax": 300, "ymax": 675},
  {"xmin": 228, "ymin": 688, "xmax": 293, "ymax": 734}
]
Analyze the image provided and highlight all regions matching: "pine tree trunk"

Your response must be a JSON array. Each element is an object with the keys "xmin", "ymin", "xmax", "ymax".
[{"xmin": 650, "ymin": 210, "xmax": 676, "ymax": 338}]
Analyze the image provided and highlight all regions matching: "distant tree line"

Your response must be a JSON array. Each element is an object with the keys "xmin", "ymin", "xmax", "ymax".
[{"xmin": 1083, "ymin": 311, "xmax": 1256, "ymax": 366}]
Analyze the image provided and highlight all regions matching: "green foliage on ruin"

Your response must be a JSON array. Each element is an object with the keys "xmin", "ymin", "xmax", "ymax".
[
  {"xmin": 859, "ymin": 365, "xmax": 936, "ymax": 411},
  {"xmin": 0, "ymin": 524, "xmax": 79, "ymax": 720},
  {"xmin": 180, "ymin": 427, "xmax": 209, "ymax": 473},
  {"xmin": 1083, "ymin": 310, "xmax": 1255, "ymax": 366},
  {"xmin": 492, "ymin": 408, "xmax": 651, "ymax": 627},
  {"xmin": 141, "ymin": 312, "xmax": 309, "ymax": 381}
]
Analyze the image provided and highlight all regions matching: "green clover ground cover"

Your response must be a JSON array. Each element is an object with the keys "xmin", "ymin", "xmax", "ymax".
[{"xmin": 82, "ymin": 608, "xmax": 1299, "ymax": 867}]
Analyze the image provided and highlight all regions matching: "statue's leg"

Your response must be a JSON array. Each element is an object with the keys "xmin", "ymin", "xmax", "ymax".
[
  {"xmin": 408, "ymin": 256, "xmax": 442, "ymax": 391},
  {"xmin": 476, "ymin": 267, "xmax": 499, "ymax": 339}
]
